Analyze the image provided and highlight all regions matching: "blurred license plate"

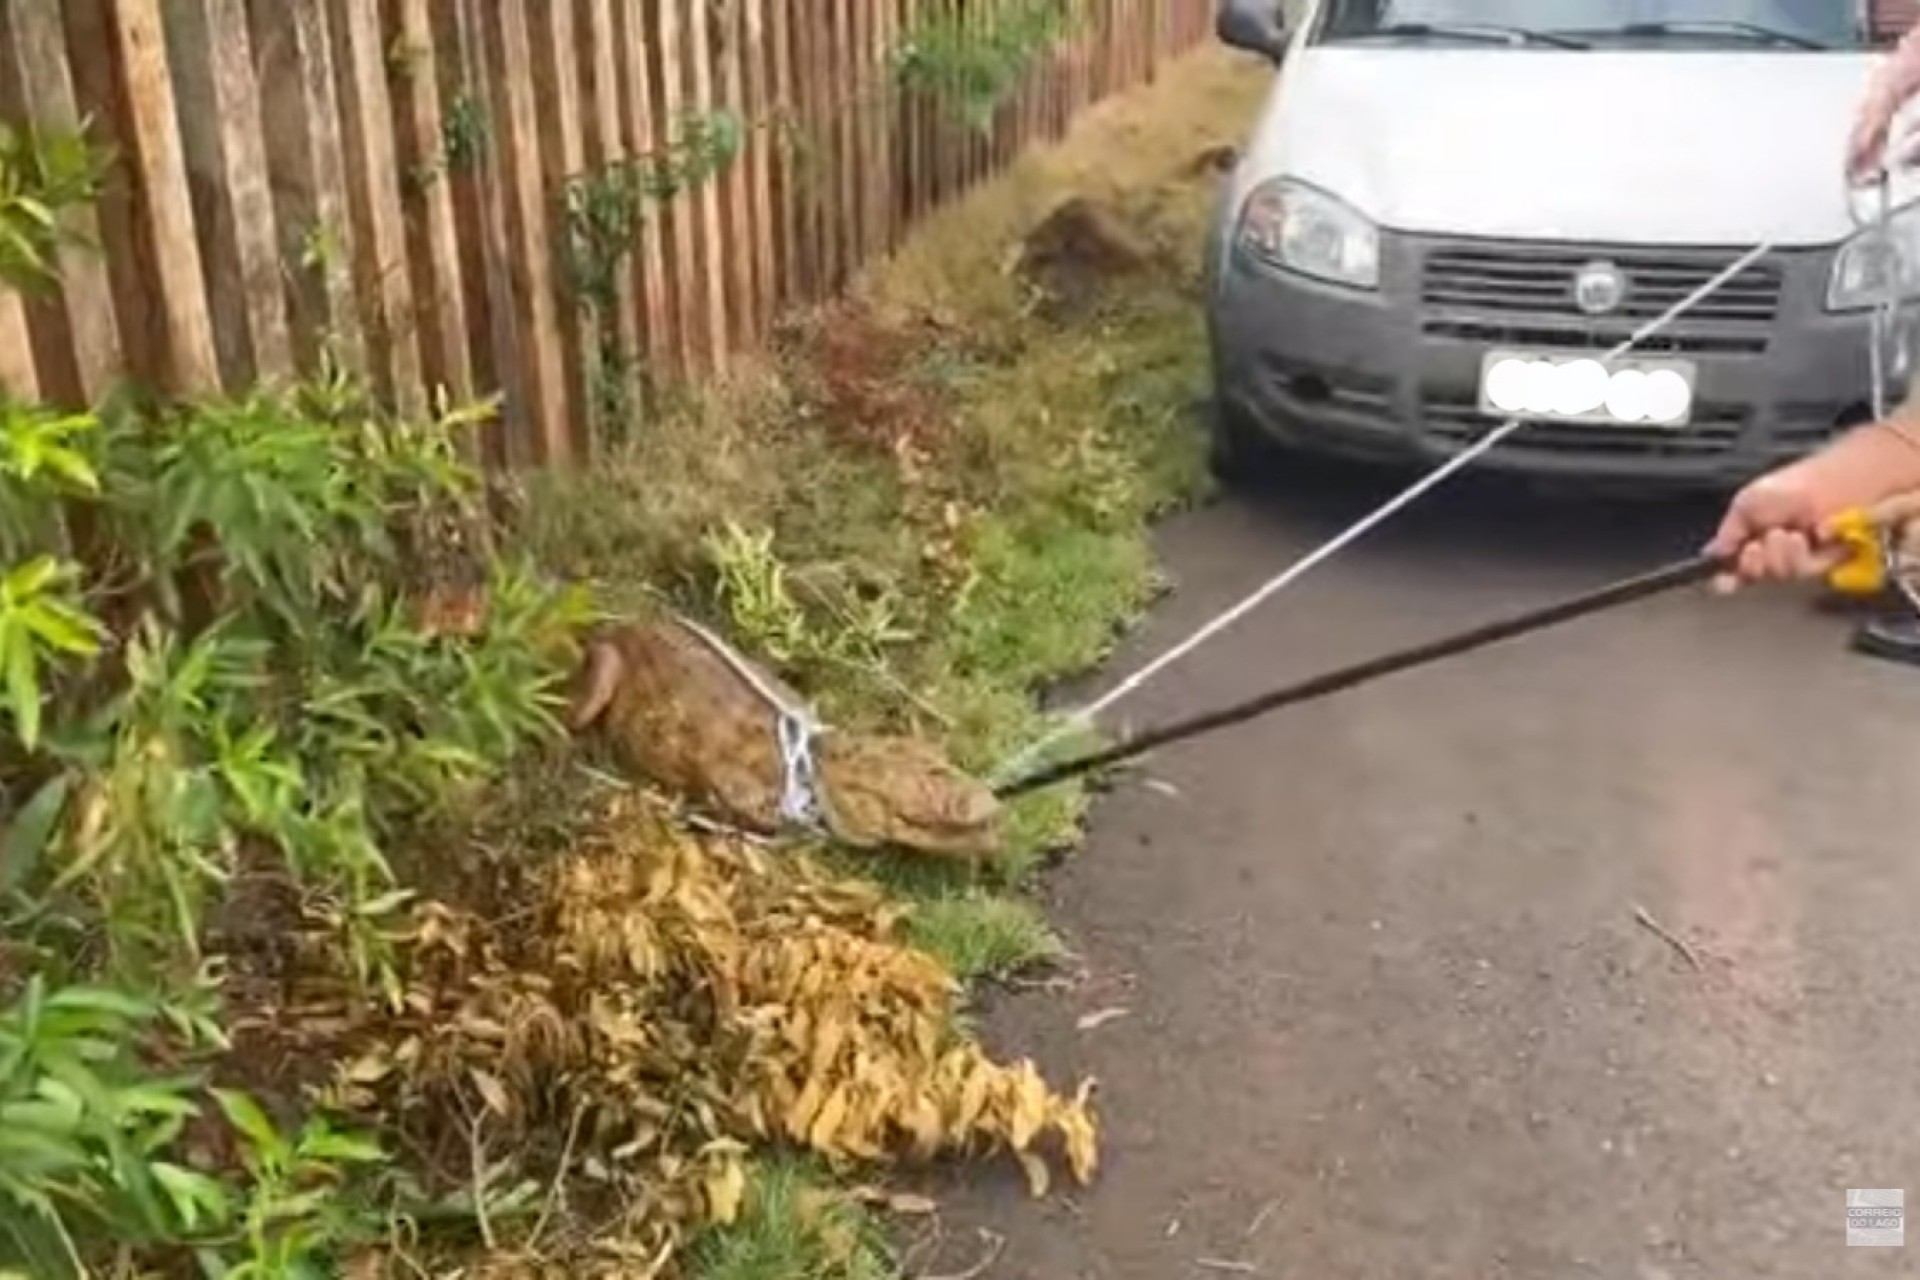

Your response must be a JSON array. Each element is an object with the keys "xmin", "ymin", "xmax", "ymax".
[{"xmin": 1476, "ymin": 350, "xmax": 1697, "ymax": 427}]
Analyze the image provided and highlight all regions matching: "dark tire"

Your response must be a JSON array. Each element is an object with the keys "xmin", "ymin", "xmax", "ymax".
[{"xmin": 1207, "ymin": 396, "xmax": 1274, "ymax": 487}]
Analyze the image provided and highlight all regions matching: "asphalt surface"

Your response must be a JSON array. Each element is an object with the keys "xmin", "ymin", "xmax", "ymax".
[{"xmin": 932, "ymin": 463, "xmax": 1920, "ymax": 1279}]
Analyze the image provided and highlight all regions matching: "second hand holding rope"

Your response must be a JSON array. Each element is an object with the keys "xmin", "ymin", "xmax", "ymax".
[{"xmin": 992, "ymin": 238, "xmax": 1779, "ymax": 786}]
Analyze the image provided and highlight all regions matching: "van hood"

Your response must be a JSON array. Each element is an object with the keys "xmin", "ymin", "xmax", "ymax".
[{"xmin": 1240, "ymin": 47, "xmax": 1897, "ymax": 247}]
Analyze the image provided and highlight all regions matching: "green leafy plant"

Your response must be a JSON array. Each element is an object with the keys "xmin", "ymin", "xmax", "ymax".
[
  {"xmin": 442, "ymin": 93, "xmax": 488, "ymax": 175},
  {"xmin": 206, "ymin": 1089, "xmax": 386, "ymax": 1280},
  {"xmin": 0, "ymin": 377, "xmax": 585, "ymax": 1266},
  {"xmin": 559, "ymin": 110, "xmax": 744, "ymax": 446},
  {"xmin": 0, "ymin": 120, "xmax": 107, "ymax": 294},
  {"xmin": 0, "ymin": 110, "xmax": 599, "ymax": 1278},
  {"xmin": 897, "ymin": 0, "xmax": 1074, "ymax": 133},
  {"xmin": 0, "ymin": 977, "xmax": 389, "ymax": 1280},
  {"xmin": 0, "ymin": 556, "xmax": 102, "ymax": 751},
  {"xmin": 0, "ymin": 979, "xmax": 207, "ymax": 1273}
]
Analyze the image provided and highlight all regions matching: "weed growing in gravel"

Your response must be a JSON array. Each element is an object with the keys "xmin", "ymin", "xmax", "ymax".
[
  {"xmin": 687, "ymin": 1160, "xmax": 895, "ymax": 1280},
  {"xmin": 906, "ymin": 892, "xmax": 1066, "ymax": 981}
]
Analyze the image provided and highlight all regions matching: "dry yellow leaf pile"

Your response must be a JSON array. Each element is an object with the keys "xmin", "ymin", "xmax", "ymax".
[{"xmin": 285, "ymin": 789, "xmax": 1096, "ymax": 1271}]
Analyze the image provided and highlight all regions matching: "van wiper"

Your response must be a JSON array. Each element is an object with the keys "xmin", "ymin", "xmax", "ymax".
[
  {"xmin": 1611, "ymin": 20, "xmax": 1827, "ymax": 49},
  {"xmin": 1362, "ymin": 22, "xmax": 1590, "ymax": 50}
]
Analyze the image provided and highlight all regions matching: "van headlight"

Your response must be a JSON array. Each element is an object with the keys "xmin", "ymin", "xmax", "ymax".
[
  {"xmin": 1235, "ymin": 178, "xmax": 1380, "ymax": 290},
  {"xmin": 1829, "ymin": 201, "xmax": 1920, "ymax": 311}
]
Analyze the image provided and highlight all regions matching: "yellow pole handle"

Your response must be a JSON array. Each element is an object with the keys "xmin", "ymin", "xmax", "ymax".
[{"xmin": 1825, "ymin": 506, "xmax": 1888, "ymax": 597}]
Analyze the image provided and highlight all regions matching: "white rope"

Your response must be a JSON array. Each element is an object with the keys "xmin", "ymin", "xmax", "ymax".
[
  {"xmin": 674, "ymin": 614, "xmax": 826, "ymax": 829},
  {"xmin": 994, "ymin": 238, "xmax": 1779, "ymax": 784}
]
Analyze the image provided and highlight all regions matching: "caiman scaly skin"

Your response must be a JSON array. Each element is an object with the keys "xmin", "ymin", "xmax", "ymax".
[{"xmin": 568, "ymin": 616, "xmax": 1002, "ymax": 860}]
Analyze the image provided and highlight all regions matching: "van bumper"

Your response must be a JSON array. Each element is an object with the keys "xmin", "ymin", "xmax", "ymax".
[{"xmin": 1207, "ymin": 233, "xmax": 1890, "ymax": 490}]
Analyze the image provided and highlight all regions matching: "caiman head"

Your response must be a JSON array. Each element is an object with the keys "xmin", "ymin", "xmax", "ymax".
[{"xmin": 816, "ymin": 735, "xmax": 1003, "ymax": 860}]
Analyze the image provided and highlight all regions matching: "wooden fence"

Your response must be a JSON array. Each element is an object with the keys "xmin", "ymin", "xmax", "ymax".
[{"xmin": 0, "ymin": 0, "xmax": 1214, "ymax": 469}]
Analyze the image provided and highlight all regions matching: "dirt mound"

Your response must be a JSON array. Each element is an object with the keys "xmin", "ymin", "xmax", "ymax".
[
  {"xmin": 1017, "ymin": 196, "xmax": 1156, "ymax": 317},
  {"xmin": 785, "ymin": 300, "xmax": 951, "ymax": 460}
]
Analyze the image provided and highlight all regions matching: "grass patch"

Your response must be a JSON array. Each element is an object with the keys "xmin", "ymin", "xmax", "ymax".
[
  {"xmin": 690, "ymin": 1160, "xmax": 895, "ymax": 1280},
  {"xmin": 906, "ymin": 891, "xmax": 1066, "ymax": 980}
]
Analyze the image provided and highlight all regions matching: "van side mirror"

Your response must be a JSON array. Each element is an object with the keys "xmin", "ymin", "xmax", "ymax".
[{"xmin": 1216, "ymin": 0, "xmax": 1289, "ymax": 60}]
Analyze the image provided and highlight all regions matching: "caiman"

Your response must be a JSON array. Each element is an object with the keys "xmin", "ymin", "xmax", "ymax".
[{"xmin": 566, "ymin": 614, "xmax": 1001, "ymax": 860}]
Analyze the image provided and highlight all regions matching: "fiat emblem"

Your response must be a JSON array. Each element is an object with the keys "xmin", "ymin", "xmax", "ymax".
[{"xmin": 1573, "ymin": 260, "xmax": 1627, "ymax": 315}]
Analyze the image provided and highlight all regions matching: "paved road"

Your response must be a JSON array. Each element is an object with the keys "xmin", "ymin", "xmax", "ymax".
[{"xmin": 934, "ymin": 466, "xmax": 1920, "ymax": 1279}]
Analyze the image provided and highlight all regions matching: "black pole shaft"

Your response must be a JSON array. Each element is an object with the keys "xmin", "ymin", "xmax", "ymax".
[{"xmin": 995, "ymin": 553, "xmax": 1724, "ymax": 800}]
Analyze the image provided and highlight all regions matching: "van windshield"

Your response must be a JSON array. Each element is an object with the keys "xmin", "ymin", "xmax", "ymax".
[{"xmin": 1317, "ymin": 1, "xmax": 1873, "ymax": 48}]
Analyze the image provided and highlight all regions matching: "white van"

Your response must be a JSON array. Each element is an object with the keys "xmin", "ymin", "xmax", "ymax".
[{"xmin": 1204, "ymin": 0, "xmax": 1911, "ymax": 488}]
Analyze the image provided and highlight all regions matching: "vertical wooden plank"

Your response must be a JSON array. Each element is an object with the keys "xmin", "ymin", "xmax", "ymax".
[
  {"xmin": 713, "ymin": 0, "xmax": 754, "ymax": 352},
  {"xmin": 887, "ymin": 0, "xmax": 908, "ymax": 239},
  {"xmin": 248, "ymin": 0, "xmax": 364, "ymax": 373},
  {"xmin": 871, "ymin": 0, "xmax": 896, "ymax": 254},
  {"xmin": 163, "ymin": 0, "xmax": 292, "ymax": 388},
  {"xmin": 900, "ymin": 0, "xmax": 919, "ymax": 224},
  {"xmin": 1077, "ymin": 0, "xmax": 1091, "ymax": 113},
  {"xmin": 1065, "ymin": 0, "xmax": 1081, "ymax": 125},
  {"xmin": 1134, "ymin": 0, "xmax": 1144, "ymax": 84},
  {"xmin": 1002, "ymin": 0, "xmax": 1018, "ymax": 163},
  {"xmin": 433, "ymin": 0, "xmax": 519, "ymax": 469},
  {"xmin": 1090, "ymin": 0, "xmax": 1104, "ymax": 106},
  {"xmin": 0, "ymin": 1, "xmax": 44, "ymax": 404},
  {"xmin": 767, "ymin": 0, "xmax": 801, "ymax": 308},
  {"xmin": 933, "ymin": 0, "xmax": 952, "ymax": 211},
  {"xmin": 848, "ymin": 0, "xmax": 869, "ymax": 267},
  {"xmin": 949, "ymin": 0, "xmax": 967, "ymax": 194},
  {"xmin": 965, "ymin": 0, "xmax": 984, "ymax": 192},
  {"xmin": 581, "ymin": 0, "xmax": 639, "ymax": 425},
  {"xmin": 918, "ymin": 0, "xmax": 936, "ymax": 212},
  {"xmin": 1108, "ymin": 0, "xmax": 1121, "ymax": 89},
  {"xmin": 683, "ymin": 0, "xmax": 730, "ymax": 368},
  {"xmin": 0, "ymin": 1, "xmax": 124, "ymax": 403},
  {"xmin": 1045, "ymin": 7, "xmax": 1058, "ymax": 143},
  {"xmin": 742, "ymin": 0, "xmax": 776, "ymax": 337},
  {"xmin": 106, "ymin": 0, "xmax": 220, "ymax": 395},
  {"xmin": 822, "ymin": 0, "xmax": 843, "ymax": 296},
  {"xmin": 0, "ymin": 291, "xmax": 40, "ymax": 399},
  {"xmin": 61, "ymin": 0, "xmax": 155, "ymax": 386},
  {"xmin": 614, "ymin": 0, "xmax": 674, "ymax": 382},
  {"xmin": 851, "ymin": 0, "xmax": 876, "ymax": 265},
  {"xmin": 388, "ymin": 0, "xmax": 474, "ymax": 413},
  {"xmin": 650, "ymin": 0, "xmax": 700, "ymax": 374},
  {"xmin": 481, "ymin": 0, "xmax": 570, "ymax": 465},
  {"xmin": 798, "ymin": 0, "xmax": 830, "ymax": 299},
  {"xmin": 526, "ymin": 0, "xmax": 593, "ymax": 456},
  {"xmin": 1093, "ymin": 0, "xmax": 1106, "ymax": 102},
  {"xmin": 977, "ymin": 0, "xmax": 995, "ymax": 186},
  {"xmin": 890, "ymin": 0, "xmax": 910, "ymax": 231},
  {"xmin": 930, "ymin": 0, "xmax": 952, "ymax": 210},
  {"xmin": 842, "ymin": 0, "xmax": 863, "ymax": 266},
  {"xmin": 1013, "ymin": 5, "xmax": 1032, "ymax": 161},
  {"xmin": 329, "ymin": 0, "xmax": 424, "ymax": 412}
]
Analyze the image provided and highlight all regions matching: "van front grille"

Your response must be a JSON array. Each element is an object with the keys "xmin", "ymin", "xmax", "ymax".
[
  {"xmin": 1421, "ymin": 243, "xmax": 1783, "ymax": 327},
  {"xmin": 1421, "ymin": 317, "xmax": 1767, "ymax": 357}
]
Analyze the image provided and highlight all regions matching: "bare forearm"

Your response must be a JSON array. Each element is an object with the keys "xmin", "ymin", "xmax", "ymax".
[{"xmin": 1794, "ymin": 417, "xmax": 1920, "ymax": 513}]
